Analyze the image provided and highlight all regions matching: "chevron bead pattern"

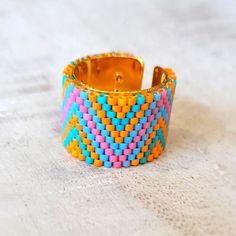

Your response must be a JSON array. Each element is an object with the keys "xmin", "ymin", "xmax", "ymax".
[{"xmin": 61, "ymin": 60, "xmax": 176, "ymax": 168}]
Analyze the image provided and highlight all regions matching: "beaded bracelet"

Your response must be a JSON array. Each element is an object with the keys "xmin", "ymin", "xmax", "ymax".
[{"xmin": 61, "ymin": 52, "xmax": 176, "ymax": 168}]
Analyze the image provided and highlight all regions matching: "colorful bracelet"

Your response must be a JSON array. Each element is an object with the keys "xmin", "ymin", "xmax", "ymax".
[{"xmin": 61, "ymin": 52, "xmax": 176, "ymax": 168}]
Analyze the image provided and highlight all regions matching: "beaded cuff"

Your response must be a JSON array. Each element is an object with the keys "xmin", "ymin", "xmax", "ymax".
[{"xmin": 61, "ymin": 52, "xmax": 176, "ymax": 168}]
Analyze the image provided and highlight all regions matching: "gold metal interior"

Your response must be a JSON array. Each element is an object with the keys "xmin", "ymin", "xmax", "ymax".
[{"xmin": 73, "ymin": 53, "xmax": 166, "ymax": 92}]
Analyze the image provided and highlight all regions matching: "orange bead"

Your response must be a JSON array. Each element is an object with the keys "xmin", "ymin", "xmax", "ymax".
[
  {"xmin": 141, "ymin": 145, "xmax": 148, "ymax": 152},
  {"xmin": 146, "ymin": 93, "xmax": 154, "ymax": 103},
  {"xmin": 102, "ymin": 117, "xmax": 110, "ymax": 125},
  {"xmin": 118, "ymin": 96, "xmax": 127, "ymax": 106},
  {"xmin": 141, "ymin": 103, "xmax": 149, "ymax": 110},
  {"xmin": 71, "ymin": 149, "xmax": 77, "ymax": 157},
  {"xmin": 106, "ymin": 124, "xmax": 115, "ymax": 131},
  {"xmin": 111, "ymin": 130, "xmax": 119, "ymax": 137},
  {"xmin": 128, "ymin": 96, "xmax": 136, "ymax": 106},
  {"xmin": 120, "ymin": 130, "xmax": 128, "ymax": 137},
  {"xmin": 125, "ymin": 124, "xmax": 134, "ymax": 131},
  {"xmin": 88, "ymin": 92, "xmax": 97, "ymax": 102},
  {"xmin": 122, "ymin": 105, "xmax": 130, "ymax": 113},
  {"xmin": 87, "ymin": 145, "xmax": 94, "ymax": 152},
  {"xmin": 137, "ymin": 152, "xmax": 144, "ymax": 159},
  {"xmin": 92, "ymin": 103, "xmax": 101, "ymax": 110},
  {"xmin": 107, "ymin": 95, "xmax": 117, "ymax": 105},
  {"xmin": 97, "ymin": 110, "xmax": 106, "ymax": 118},
  {"xmin": 117, "ymin": 112, "xmax": 125, "ymax": 119},
  {"xmin": 147, "ymin": 154, "xmax": 154, "ymax": 162},
  {"xmin": 112, "ymin": 105, "xmax": 122, "ymax": 112},
  {"xmin": 130, "ymin": 117, "xmax": 139, "ymax": 125},
  {"xmin": 131, "ymin": 159, "xmax": 139, "ymax": 166},
  {"xmin": 91, "ymin": 152, "xmax": 99, "ymax": 159},
  {"xmin": 115, "ymin": 137, "xmax": 123, "ymax": 143},
  {"xmin": 78, "ymin": 154, "xmax": 86, "ymax": 161},
  {"xmin": 136, "ymin": 110, "xmax": 144, "ymax": 118},
  {"xmin": 145, "ymin": 138, "xmax": 152, "ymax": 145},
  {"xmin": 94, "ymin": 159, "xmax": 103, "ymax": 167}
]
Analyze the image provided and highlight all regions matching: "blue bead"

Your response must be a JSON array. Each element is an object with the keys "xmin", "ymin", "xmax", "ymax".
[
  {"xmin": 140, "ymin": 117, "xmax": 147, "ymax": 124},
  {"xmin": 124, "ymin": 136, "xmax": 132, "ymax": 143},
  {"xmin": 107, "ymin": 111, "xmax": 116, "ymax": 118},
  {"xmin": 102, "ymin": 103, "xmax": 111, "ymax": 111},
  {"xmin": 133, "ymin": 148, "xmax": 140, "ymax": 155},
  {"xmin": 76, "ymin": 110, "xmax": 83, "ymax": 118},
  {"xmin": 75, "ymin": 135, "xmax": 82, "ymax": 142},
  {"xmin": 147, "ymin": 127, "xmax": 153, "ymax": 134},
  {"xmin": 144, "ymin": 150, "xmax": 151, "ymax": 157},
  {"xmin": 145, "ymin": 109, "xmax": 151, "ymax": 116},
  {"xmin": 119, "ymin": 143, "xmax": 128, "ymax": 150},
  {"xmin": 97, "ymin": 123, "xmax": 105, "ymax": 130},
  {"xmin": 62, "ymin": 75, "xmax": 67, "ymax": 87},
  {"xmin": 128, "ymin": 154, "xmax": 136, "ymax": 160},
  {"xmin": 79, "ymin": 118, "xmax": 86, "ymax": 126},
  {"xmin": 131, "ymin": 104, "xmax": 140, "ymax": 112},
  {"xmin": 97, "ymin": 94, "xmax": 107, "ymax": 104},
  {"xmin": 100, "ymin": 154, "xmax": 109, "ymax": 162},
  {"xmin": 121, "ymin": 118, "xmax": 129, "ymax": 125},
  {"xmin": 88, "ymin": 107, "xmax": 96, "ymax": 116},
  {"xmin": 137, "ymin": 94, "xmax": 145, "ymax": 105},
  {"xmin": 110, "ymin": 142, "xmax": 118, "ymax": 149},
  {"xmin": 93, "ymin": 115, "xmax": 101, "ymax": 123},
  {"xmin": 114, "ymin": 149, "xmax": 122, "ymax": 155},
  {"xmin": 116, "ymin": 125, "xmax": 124, "ymax": 131},
  {"xmin": 80, "ymin": 90, "xmax": 88, "ymax": 100},
  {"xmin": 139, "ymin": 157, "xmax": 147, "ymax": 164},
  {"xmin": 87, "ymin": 133, "xmax": 95, "ymax": 141},
  {"xmin": 106, "ymin": 136, "xmax": 114, "ymax": 143},
  {"xmin": 135, "ymin": 123, "xmax": 142, "ymax": 131},
  {"xmin": 137, "ymin": 140, "xmax": 144, "ymax": 148},
  {"xmin": 111, "ymin": 118, "xmax": 120, "ymax": 125},
  {"xmin": 82, "ymin": 149, "xmax": 90, "ymax": 157},
  {"xmin": 84, "ymin": 100, "xmax": 92, "ymax": 108},
  {"xmin": 92, "ymin": 140, "xmax": 99, "ymax": 148},
  {"xmin": 101, "ymin": 130, "xmax": 109, "ymax": 137},
  {"xmin": 104, "ymin": 161, "xmax": 112, "ymax": 168},
  {"xmin": 83, "ymin": 126, "xmax": 91, "ymax": 134},
  {"xmin": 79, "ymin": 142, "xmax": 86, "ymax": 149},
  {"xmin": 149, "ymin": 142, "xmax": 155, "ymax": 149},
  {"xmin": 149, "ymin": 101, "xmax": 156, "ymax": 109},
  {"xmin": 142, "ymin": 134, "xmax": 149, "ymax": 141},
  {"xmin": 85, "ymin": 156, "xmax": 94, "ymax": 165},
  {"xmin": 96, "ymin": 147, "xmax": 104, "ymax": 155},
  {"xmin": 126, "ymin": 112, "xmax": 134, "ymax": 118},
  {"xmin": 122, "ymin": 160, "xmax": 130, "ymax": 167},
  {"xmin": 130, "ymin": 130, "xmax": 138, "ymax": 137},
  {"xmin": 154, "ymin": 92, "xmax": 160, "ymax": 101}
]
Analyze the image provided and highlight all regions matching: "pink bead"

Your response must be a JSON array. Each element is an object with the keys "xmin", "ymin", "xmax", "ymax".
[
  {"xmin": 83, "ymin": 113, "xmax": 92, "ymax": 121},
  {"xmin": 105, "ymin": 148, "xmax": 113, "ymax": 155},
  {"xmin": 123, "ymin": 149, "xmax": 132, "ymax": 155},
  {"xmin": 143, "ymin": 122, "xmax": 150, "ymax": 129},
  {"xmin": 148, "ymin": 114, "xmax": 154, "ymax": 122},
  {"xmin": 87, "ymin": 121, "xmax": 95, "ymax": 129},
  {"xmin": 100, "ymin": 142, "xmax": 109, "ymax": 149},
  {"xmin": 133, "ymin": 136, "xmax": 141, "ymax": 143},
  {"xmin": 76, "ymin": 97, "xmax": 84, "ymax": 105},
  {"xmin": 113, "ymin": 161, "xmax": 121, "ymax": 168},
  {"xmin": 152, "ymin": 107, "xmax": 159, "ymax": 115},
  {"xmin": 92, "ymin": 128, "xmax": 100, "ymax": 135},
  {"xmin": 96, "ymin": 135, "xmax": 104, "ymax": 143},
  {"xmin": 80, "ymin": 105, "xmax": 88, "ymax": 113},
  {"xmin": 138, "ymin": 129, "xmax": 146, "ymax": 136},
  {"xmin": 128, "ymin": 142, "xmax": 136, "ymax": 149},
  {"xmin": 119, "ymin": 155, "xmax": 127, "ymax": 162},
  {"xmin": 109, "ymin": 155, "xmax": 118, "ymax": 162},
  {"xmin": 161, "ymin": 90, "xmax": 167, "ymax": 99},
  {"xmin": 73, "ymin": 87, "xmax": 80, "ymax": 96},
  {"xmin": 157, "ymin": 99, "xmax": 163, "ymax": 107}
]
